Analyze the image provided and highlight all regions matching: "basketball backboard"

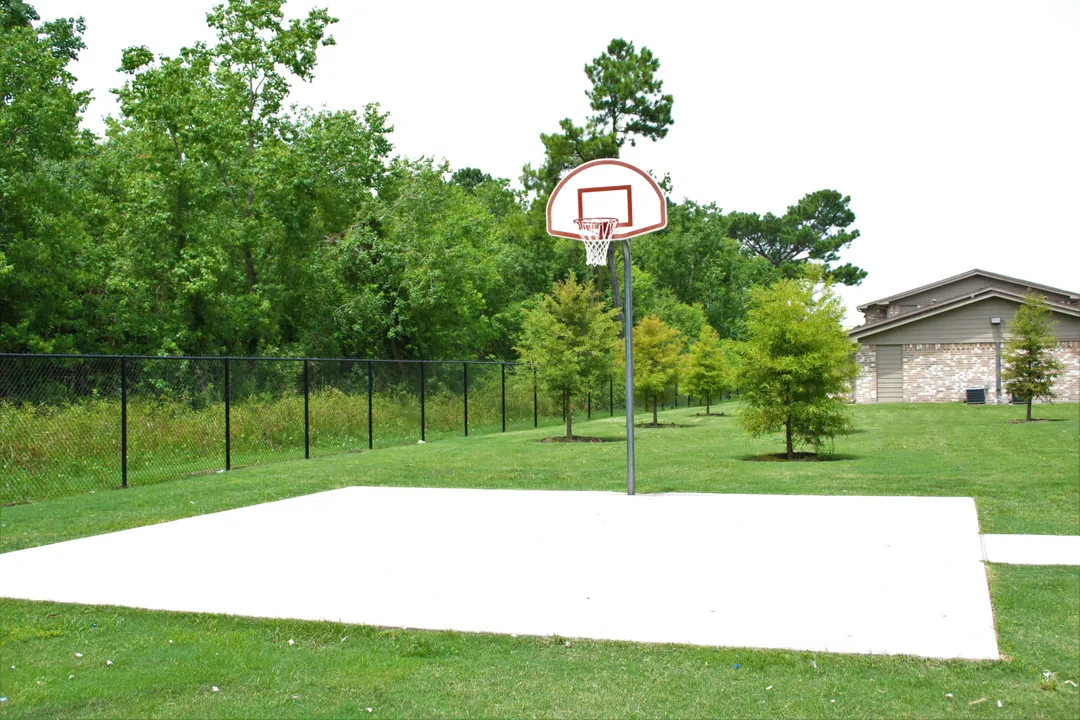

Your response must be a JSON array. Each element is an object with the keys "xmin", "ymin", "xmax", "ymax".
[{"xmin": 546, "ymin": 159, "xmax": 667, "ymax": 241}]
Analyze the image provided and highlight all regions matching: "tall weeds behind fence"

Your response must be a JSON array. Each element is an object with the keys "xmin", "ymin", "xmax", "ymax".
[{"xmin": 1, "ymin": 354, "xmax": 698, "ymax": 504}]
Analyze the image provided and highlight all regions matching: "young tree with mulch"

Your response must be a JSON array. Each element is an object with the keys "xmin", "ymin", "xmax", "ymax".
[
  {"xmin": 630, "ymin": 315, "xmax": 683, "ymax": 426},
  {"xmin": 734, "ymin": 276, "xmax": 858, "ymax": 460},
  {"xmin": 1003, "ymin": 291, "xmax": 1063, "ymax": 422},
  {"xmin": 517, "ymin": 274, "xmax": 620, "ymax": 439},
  {"xmin": 683, "ymin": 326, "xmax": 731, "ymax": 415}
]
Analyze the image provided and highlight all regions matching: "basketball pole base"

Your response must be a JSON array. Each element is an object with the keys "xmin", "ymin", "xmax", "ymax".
[{"xmin": 621, "ymin": 240, "xmax": 635, "ymax": 496}]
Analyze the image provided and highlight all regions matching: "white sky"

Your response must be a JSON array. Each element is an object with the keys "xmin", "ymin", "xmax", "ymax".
[{"xmin": 38, "ymin": 0, "xmax": 1080, "ymax": 325}]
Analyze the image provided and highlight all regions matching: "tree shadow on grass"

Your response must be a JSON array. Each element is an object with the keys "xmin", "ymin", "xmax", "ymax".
[
  {"xmin": 539, "ymin": 436, "xmax": 626, "ymax": 444},
  {"xmin": 740, "ymin": 452, "xmax": 859, "ymax": 462}
]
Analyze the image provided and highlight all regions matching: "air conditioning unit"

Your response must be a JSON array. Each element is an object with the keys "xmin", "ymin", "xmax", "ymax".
[{"xmin": 965, "ymin": 387, "xmax": 988, "ymax": 405}]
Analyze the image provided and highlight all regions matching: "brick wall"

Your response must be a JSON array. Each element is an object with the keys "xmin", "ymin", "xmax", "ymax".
[
  {"xmin": 1046, "ymin": 341, "xmax": 1079, "ymax": 403},
  {"xmin": 853, "ymin": 344, "xmax": 876, "ymax": 403},
  {"xmin": 903, "ymin": 343, "xmax": 999, "ymax": 403},
  {"xmin": 851, "ymin": 341, "xmax": 1080, "ymax": 404}
]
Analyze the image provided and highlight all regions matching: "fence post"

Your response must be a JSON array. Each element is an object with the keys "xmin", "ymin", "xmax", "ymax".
[
  {"xmin": 463, "ymin": 363, "xmax": 469, "ymax": 437},
  {"xmin": 420, "ymin": 362, "xmax": 426, "ymax": 442},
  {"xmin": 610, "ymin": 377, "xmax": 614, "ymax": 417},
  {"xmin": 533, "ymin": 367, "xmax": 538, "ymax": 428},
  {"xmin": 367, "ymin": 360, "xmax": 373, "ymax": 450},
  {"xmin": 224, "ymin": 358, "xmax": 231, "ymax": 471},
  {"xmin": 303, "ymin": 360, "xmax": 310, "ymax": 460},
  {"xmin": 501, "ymin": 363, "xmax": 506, "ymax": 433},
  {"xmin": 675, "ymin": 380, "xmax": 678, "ymax": 408},
  {"xmin": 121, "ymin": 356, "xmax": 128, "ymax": 488},
  {"xmin": 587, "ymin": 391, "xmax": 591, "ymax": 420}
]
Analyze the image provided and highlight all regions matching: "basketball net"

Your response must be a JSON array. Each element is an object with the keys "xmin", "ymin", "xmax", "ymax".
[{"xmin": 573, "ymin": 217, "xmax": 620, "ymax": 266}]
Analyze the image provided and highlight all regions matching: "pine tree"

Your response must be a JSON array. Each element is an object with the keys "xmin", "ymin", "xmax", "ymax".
[{"xmin": 1002, "ymin": 292, "xmax": 1064, "ymax": 422}]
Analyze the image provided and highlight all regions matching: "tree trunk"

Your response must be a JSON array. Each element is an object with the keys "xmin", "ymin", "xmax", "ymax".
[
  {"xmin": 1026, "ymin": 397, "xmax": 1033, "ymax": 422},
  {"xmin": 565, "ymin": 388, "xmax": 573, "ymax": 438},
  {"xmin": 706, "ymin": 393, "xmax": 711, "ymax": 415},
  {"xmin": 653, "ymin": 394, "xmax": 658, "ymax": 425},
  {"xmin": 786, "ymin": 417, "xmax": 794, "ymax": 460}
]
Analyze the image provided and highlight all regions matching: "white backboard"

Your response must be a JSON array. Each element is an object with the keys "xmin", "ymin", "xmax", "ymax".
[{"xmin": 547, "ymin": 159, "xmax": 667, "ymax": 240}]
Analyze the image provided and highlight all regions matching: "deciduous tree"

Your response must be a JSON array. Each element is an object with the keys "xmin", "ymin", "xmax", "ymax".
[
  {"xmin": 1003, "ymin": 292, "xmax": 1064, "ymax": 422},
  {"xmin": 629, "ymin": 315, "xmax": 683, "ymax": 426},
  {"xmin": 517, "ymin": 274, "xmax": 620, "ymax": 439},
  {"xmin": 683, "ymin": 326, "xmax": 730, "ymax": 415},
  {"xmin": 734, "ymin": 276, "xmax": 858, "ymax": 459}
]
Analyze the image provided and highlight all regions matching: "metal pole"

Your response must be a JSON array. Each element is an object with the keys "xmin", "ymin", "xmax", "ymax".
[
  {"xmin": 609, "ymin": 377, "xmax": 614, "ymax": 417},
  {"xmin": 121, "ymin": 357, "xmax": 128, "ymax": 488},
  {"xmin": 463, "ymin": 363, "xmax": 469, "ymax": 437},
  {"xmin": 224, "ymin": 358, "xmax": 231, "ymax": 471},
  {"xmin": 675, "ymin": 379, "xmax": 678, "ymax": 408},
  {"xmin": 501, "ymin": 363, "xmax": 506, "ymax": 432},
  {"xmin": 303, "ymin": 360, "xmax": 310, "ymax": 459},
  {"xmin": 587, "ymin": 391, "xmax": 591, "ymax": 420},
  {"xmin": 420, "ymin": 362, "xmax": 426, "ymax": 442},
  {"xmin": 367, "ymin": 361, "xmax": 373, "ymax": 450},
  {"xmin": 533, "ymin": 367, "xmax": 538, "ymax": 428},
  {"xmin": 621, "ymin": 241, "xmax": 635, "ymax": 495}
]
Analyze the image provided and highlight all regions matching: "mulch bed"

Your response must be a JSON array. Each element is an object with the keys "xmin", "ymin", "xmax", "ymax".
[
  {"xmin": 635, "ymin": 423, "xmax": 682, "ymax": 429},
  {"xmin": 693, "ymin": 412, "xmax": 728, "ymax": 417},
  {"xmin": 744, "ymin": 452, "xmax": 845, "ymax": 462},
  {"xmin": 1006, "ymin": 418, "xmax": 1062, "ymax": 424},
  {"xmin": 540, "ymin": 436, "xmax": 606, "ymax": 443}
]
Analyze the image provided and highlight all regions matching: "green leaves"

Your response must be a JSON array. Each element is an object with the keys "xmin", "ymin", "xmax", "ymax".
[
  {"xmin": 517, "ymin": 274, "xmax": 620, "ymax": 436},
  {"xmin": 585, "ymin": 38, "xmax": 674, "ymax": 147},
  {"xmin": 1002, "ymin": 292, "xmax": 1064, "ymax": 417},
  {"xmin": 726, "ymin": 190, "xmax": 866, "ymax": 286},
  {"xmin": 734, "ymin": 277, "xmax": 858, "ymax": 456},
  {"xmin": 683, "ymin": 326, "xmax": 731, "ymax": 403}
]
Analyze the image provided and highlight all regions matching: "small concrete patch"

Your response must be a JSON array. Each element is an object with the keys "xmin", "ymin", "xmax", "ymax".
[
  {"xmin": 982, "ymin": 534, "xmax": 1080, "ymax": 565},
  {"xmin": 0, "ymin": 487, "xmax": 999, "ymax": 659}
]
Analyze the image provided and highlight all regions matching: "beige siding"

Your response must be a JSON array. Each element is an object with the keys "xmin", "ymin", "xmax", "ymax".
[
  {"xmin": 892, "ymin": 275, "xmax": 1076, "ymax": 314},
  {"xmin": 876, "ymin": 345, "xmax": 903, "ymax": 402},
  {"xmin": 861, "ymin": 297, "xmax": 1080, "ymax": 345}
]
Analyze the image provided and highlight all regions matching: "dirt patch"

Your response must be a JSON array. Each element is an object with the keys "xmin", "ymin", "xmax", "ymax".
[
  {"xmin": 1006, "ymin": 418, "xmax": 1064, "ymax": 424},
  {"xmin": 743, "ymin": 452, "xmax": 849, "ymax": 462},
  {"xmin": 693, "ymin": 412, "xmax": 728, "ymax": 417},
  {"xmin": 635, "ymin": 423, "xmax": 682, "ymax": 429},
  {"xmin": 540, "ymin": 436, "xmax": 607, "ymax": 443}
]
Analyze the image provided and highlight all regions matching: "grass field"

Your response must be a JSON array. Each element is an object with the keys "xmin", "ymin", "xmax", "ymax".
[{"xmin": 1, "ymin": 402, "xmax": 1078, "ymax": 717}]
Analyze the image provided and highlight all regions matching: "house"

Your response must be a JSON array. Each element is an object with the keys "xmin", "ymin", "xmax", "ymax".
[{"xmin": 848, "ymin": 269, "xmax": 1080, "ymax": 404}]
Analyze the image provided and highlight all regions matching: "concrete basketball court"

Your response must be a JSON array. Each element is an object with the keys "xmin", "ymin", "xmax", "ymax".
[{"xmin": 0, "ymin": 486, "xmax": 1000, "ymax": 660}]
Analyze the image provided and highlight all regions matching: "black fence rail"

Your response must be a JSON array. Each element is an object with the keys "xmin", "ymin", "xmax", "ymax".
[{"xmin": 0, "ymin": 353, "xmax": 700, "ymax": 504}]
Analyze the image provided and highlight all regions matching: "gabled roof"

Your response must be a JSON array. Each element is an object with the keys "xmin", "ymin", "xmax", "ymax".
[
  {"xmin": 849, "ymin": 286, "xmax": 1080, "ymax": 340},
  {"xmin": 856, "ymin": 269, "xmax": 1080, "ymax": 311}
]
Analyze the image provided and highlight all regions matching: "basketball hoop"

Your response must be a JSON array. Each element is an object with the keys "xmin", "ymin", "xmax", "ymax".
[{"xmin": 573, "ymin": 217, "xmax": 620, "ymax": 266}]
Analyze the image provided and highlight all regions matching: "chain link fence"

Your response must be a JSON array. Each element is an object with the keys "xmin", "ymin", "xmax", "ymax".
[{"xmin": 1, "ymin": 353, "xmax": 697, "ymax": 504}]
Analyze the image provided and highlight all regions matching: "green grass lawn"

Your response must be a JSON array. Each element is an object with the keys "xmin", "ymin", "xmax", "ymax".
[
  {"xmin": 1, "ymin": 402, "xmax": 1078, "ymax": 717},
  {"xmin": 2, "ymin": 401, "xmax": 1077, "ymax": 553}
]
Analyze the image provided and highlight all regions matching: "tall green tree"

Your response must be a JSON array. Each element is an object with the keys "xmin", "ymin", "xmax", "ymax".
[
  {"xmin": 1002, "ymin": 292, "xmax": 1064, "ymax": 422},
  {"xmin": 727, "ymin": 190, "xmax": 866, "ymax": 286},
  {"xmin": 683, "ymin": 326, "xmax": 731, "ymax": 414},
  {"xmin": 629, "ymin": 315, "xmax": 683, "ymax": 426},
  {"xmin": 517, "ymin": 274, "xmax": 619, "ymax": 439},
  {"xmin": 584, "ymin": 38, "xmax": 674, "ymax": 148},
  {"xmin": 735, "ymin": 276, "xmax": 858, "ymax": 459},
  {"xmin": 0, "ymin": 0, "xmax": 93, "ymax": 352}
]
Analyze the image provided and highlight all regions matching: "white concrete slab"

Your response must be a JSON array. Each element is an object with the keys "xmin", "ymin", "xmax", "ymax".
[
  {"xmin": 0, "ymin": 487, "xmax": 999, "ymax": 659},
  {"xmin": 982, "ymin": 534, "xmax": 1080, "ymax": 565}
]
